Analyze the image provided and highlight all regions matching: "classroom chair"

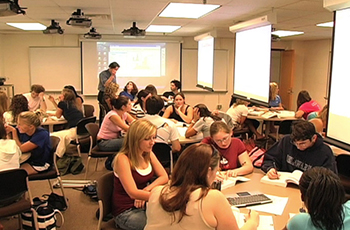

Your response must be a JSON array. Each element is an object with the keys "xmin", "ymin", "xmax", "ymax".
[
  {"xmin": 336, "ymin": 154, "xmax": 350, "ymax": 200},
  {"xmin": 268, "ymin": 119, "xmax": 294, "ymax": 141},
  {"xmin": 83, "ymin": 104, "xmax": 95, "ymax": 117},
  {"xmin": 152, "ymin": 143, "xmax": 173, "ymax": 174},
  {"xmin": 0, "ymin": 169, "xmax": 39, "ymax": 230}
]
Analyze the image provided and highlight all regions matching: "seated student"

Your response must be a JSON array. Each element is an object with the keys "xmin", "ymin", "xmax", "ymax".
[
  {"xmin": 295, "ymin": 90, "xmax": 321, "ymax": 119},
  {"xmin": 119, "ymin": 81, "xmax": 138, "ymax": 102},
  {"xmin": 143, "ymin": 95, "xmax": 181, "ymax": 153},
  {"xmin": 100, "ymin": 82, "xmax": 119, "ymax": 126},
  {"xmin": 162, "ymin": 92, "xmax": 193, "ymax": 124},
  {"xmin": 0, "ymin": 120, "xmax": 21, "ymax": 172},
  {"xmin": 202, "ymin": 121, "xmax": 254, "ymax": 177},
  {"xmin": 269, "ymin": 82, "xmax": 283, "ymax": 110},
  {"xmin": 285, "ymin": 167, "xmax": 350, "ymax": 230},
  {"xmin": 6, "ymin": 111, "xmax": 51, "ymax": 175},
  {"xmin": 64, "ymin": 85, "xmax": 84, "ymax": 113},
  {"xmin": 145, "ymin": 84, "xmax": 158, "ymax": 96},
  {"xmin": 261, "ymin": 120, "xmax": 336, "ymax": 179},
  {"xmin": 161, "ymin": 79, "xmax": 181, "ymax": 102},
  {"xmin": 226, "ymin": 99, "xmax": 264, "ymax": 139},
  {"xmin": 0, "ymin": 91, "xmax": 8, "ymax": 121},
  {"xmin": 145, "ymin": 143, "xmax": 259, "ymax": 230},
  {"xmin": 308, "ymin": 105, "xmax": 328, "ymax": 135},
  {"xmin": 112, "ymin": 119, "xmax": 168, "ymax": 230},
  {"xmin": 185, "ymin": 104, "xmax": 221, "ymax": 138},
  {"xmin": 23, "ymin": 84, "xmax": 47, "ymax": 112},
  {"xmin": 97, "ymin": 96, "xmax": 134, "ymax": 152},
  {"xmin": 3, "ymin": 94, "xmax": 29, "ymax": 126},
  {"xmin": 130, "ymin": 89, "xmax": 151, "ymax": 119}
]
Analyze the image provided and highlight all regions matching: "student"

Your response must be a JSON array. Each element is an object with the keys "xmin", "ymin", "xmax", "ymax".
[
  {"xmin": 112, "ymin": 119, "xmax": 168, "ymax": 230},
  {"xmin": 161, "ymin": 79, "xmax": 181, "ymax": 102},
  {"xmin": 144, "ymin": 95, "xmax": 181, "ymax": 153},
  {"xmin": 295, "ymin": 90, "xmax": 321, "ymax": 119},
  {"xmin": 162, "ymin": 92, "xmax": 193, "ymax": 124},
  {"xmin": 130, "ymin": 89, "xmax": 151, "ymax": 119},
  {"xmin": 285, "ymin": 167, "xmax": 350, "ymax": 230},
  {"xmin": 308, "ymin": 105, "xmax": 328, "ymax": 135},
  {"xmin": 145, "ymin": 84, "xmax": 158, "ymax": 96},
  {"xmin": 119, "ymin": 81, "xmax": 138, "ymax": 102},
  {"xmin": 0, "ymin": 91, "xmax": 8, "ymax": 121},
  {"xmin": 269, "ymin": 82, "xmax": 283, "ymax": 110},
  {"xmin": 23, "ymin": 84, "xmax": 47, "ymax": 112},
  {"xmin": 97, "ymin": 96, "xmax": 134, "ymax": 152},
  {"xmin": 185, "ymin": 104, "xmax": 221, "ymax": 138},
  {"xmin": 145, "ymin": 143, "xmax": 259, "ymax": 230},
  {"xmin": 226, "ymin": 99, "xmax": 264, "ymax": 139},
  {"xmin": 103, "ymin": 82, "xmax": 120, "ymax": 112},
  {"xmin": 202, "ymin": 121, "xmax": 254, "ymax": 177},
  {"xmin": 261, "ymin": 120, "xmax": 336, "ymax": 179},
  {"xmin": 6, "ymin": 111, "xmax": 51, "ymax": 175},
  {"xmin": 0, "ymin": 120, "xmax": 21, "ymax": 172},
  {"xmin": 3, "ymin": 94, "xmax": 29, "ymax": 126},
  {"xmin": 64, "ymin": 85, "xmax": 84, "ymax": 113}
]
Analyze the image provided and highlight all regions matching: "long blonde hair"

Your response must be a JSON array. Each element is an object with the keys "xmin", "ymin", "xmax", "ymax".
[
  {"xmin": 0, "ymin": 91, "xmax": 8, "ymax": 120},
  {"xmin": 269, "ymin": 82, "xmax": 279, "ymax": 101},
  {"xmin": 18, "ymin": 111, "xmax": 41, "ymax": 127},
  {"xmin": 114, "ymin": 119, "xmax": 157, "ymax": 170},
  {"xmin": 233, "ymin": 99, "xmax": 248, "ymax": 108}
]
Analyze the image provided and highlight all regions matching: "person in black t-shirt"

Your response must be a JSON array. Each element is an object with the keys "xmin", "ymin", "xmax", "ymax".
[{"xmin": 161, "ymin": 80, "xmax": 181, "ymax": 102}]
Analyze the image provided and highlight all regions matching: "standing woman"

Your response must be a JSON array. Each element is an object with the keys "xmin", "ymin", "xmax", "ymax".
[
  {"xmin": 119, "ymin": 81, "xmax": 138, "ymax": 102},
  {"xmin": 112, "ymin": 119, "xmax": 168, "ymax": 230},
  {"xmin": 202, "ymin": 121, "xmax": 253, "ymax": 177},
  {"xmin": 97, "ymin": 96, "xmax": 134, "ymax": 152},
  {"xmin": 269, "ymin": 82, "xmax": 283, "ymax": 110},
  {"xmin": 145, "ymin": 143, "xmax": 259, "ymax": 230},
  {"xmin": 3, "ymin": 94, "xmax": 29, "ymax": 126},
  {"xmin": 185, "ymin": 104, "xmax": 221, "ymax": 138},
  {"xmin": 130, "ymin": 89, "xmax": 151, "ymax": 119},
  {"xmin": 6, "ymin": 111, "xmax": 51, "ymax": 175},
  {"xmin": 163, "ymin": 92, "xmax": 193, "ymax": 124},
  {"xmin": 0, "ymin": 91, "xmax": 8, "ymax": 121},
  {"xmin": 295, "ymin": 90, "xmax": 321, "ymax": 119},
  {"xmin": 285, "ymin": 167, "xmax": 350, "ymax": 230}
]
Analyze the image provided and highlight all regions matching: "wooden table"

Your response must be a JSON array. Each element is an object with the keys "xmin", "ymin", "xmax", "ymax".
[
  {"xmin": 176, "ymin": 126, "xmax": 203, "ymax": 145},
  {"xmin": 42, "ymin": 117, "xmax": 67, "ymax": 133},
  {"xmin": 222, "ymin": 171, "xmax": 301, "ymax": 230}
]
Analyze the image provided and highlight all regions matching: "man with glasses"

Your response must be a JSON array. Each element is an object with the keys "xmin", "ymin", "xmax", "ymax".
[{"xmin": 262, "ymin": 120, "xmax": 336, "ymax": 179}]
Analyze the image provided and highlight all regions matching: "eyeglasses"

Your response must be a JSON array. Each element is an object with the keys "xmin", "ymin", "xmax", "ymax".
[
  {"xmin": 291, "ymin": 140, "xmax": 310, "ymax": 147},
  {"xmin": 213, "ymin": 135, "xmax": 231, "ymax": 144}
]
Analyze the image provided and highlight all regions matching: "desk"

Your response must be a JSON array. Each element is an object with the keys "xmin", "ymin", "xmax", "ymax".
[
  {"xmin": 222, "ymin": 171, "xmax": 301, "ymax": 230},
  {"xmin": 20, "ymin": 152, "xmax": 31, "ymax": 164},
  {"xmin": 42, "ymin": 117, "xmax": 67, "ymax": 133},
  {"xmin": 176, "ymin": 126, "xmax": 202, "ymax": 145}
]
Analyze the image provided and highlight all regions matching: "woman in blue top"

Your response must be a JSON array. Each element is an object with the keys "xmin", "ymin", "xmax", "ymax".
[
  {"xmin": 6, "ymin": 111, "xmax": 51, "ymax": 175},
  {"xmin": 119, "ymin": 81, "xmax": 138, "ymax": 102},
  {"xmin": 285, "ymin": 167, "xmax": 350, "ymax": 230},
  {"xmin": 269, "ymin": 82, "xmax": 283, "ymax": 109}
]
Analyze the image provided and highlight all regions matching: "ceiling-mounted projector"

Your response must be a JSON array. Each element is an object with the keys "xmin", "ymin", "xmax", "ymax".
[
  {"xmin": 122, "ymin": 22, "xmax": 146, "ymax": 37},
  {"xmin": 0, "ymin": 0, "xmax": 26, "ymax": 16},
  {"xmin": 84, "ymin": 27, "xmax": 102, "ymax": 39},
  {"xmin": 43, "ymin": 20, "xmax": 64, "ymax": 34},
  {"xmin": 66, "ymin": 9, "xmax": 92, "ymax": 28}
]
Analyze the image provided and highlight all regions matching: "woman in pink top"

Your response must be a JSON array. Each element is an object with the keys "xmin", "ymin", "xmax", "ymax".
[
  {"xmin": 97, "ymin": 96, "xmax": 134, "ymax": 151},
  {"xmin": 295, "ymin": 90, "xmax": 321, "ymax": 119}
]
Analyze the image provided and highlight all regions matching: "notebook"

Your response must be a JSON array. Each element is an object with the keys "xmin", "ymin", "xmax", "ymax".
[
  {"xmin": 260, "ymin": 170, "xmax": 303, "ymax": 187},
  {"xmin": 220, "ymin": 176, "xmax": 250, "ymax": 190}
]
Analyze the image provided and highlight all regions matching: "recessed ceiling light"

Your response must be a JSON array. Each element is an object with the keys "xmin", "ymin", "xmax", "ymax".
[
  {"xmin": 146, "ymin": 25, "xmax": 181, "ymax": 33},
  {"xmin": 6, "ymin": 23, "xmax": 46, "ymax": 30},
  {"xmin": 316, "ymin": 21, "xmax": 334, "ymax": 27},
  {"xmin": 272, "ymin": 30, "xmax": 304, "ymax": 37},
  {"xmin": 159, "ymin": 3, "xmax": 221, "ymax": 19}
]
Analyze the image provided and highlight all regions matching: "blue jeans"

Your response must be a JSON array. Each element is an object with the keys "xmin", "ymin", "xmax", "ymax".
[
  {"xmin": 97, "ymin": 138, "xmax": 124, "ymax": 152},
  {"xmin": 114, "ymin": 208, "xmax": 146, "ymax": 230}
]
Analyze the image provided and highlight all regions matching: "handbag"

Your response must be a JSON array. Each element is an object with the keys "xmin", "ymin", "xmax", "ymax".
[
  {"xmin": 43, "ymin": 192, "xmax": 68, "ymax": 211},
  {"xmin": 22, "ymin": 197, "xmax": 64, "ymax": 230}
]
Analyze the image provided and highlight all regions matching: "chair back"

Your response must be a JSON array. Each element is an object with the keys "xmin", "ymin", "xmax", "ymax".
[
  {"xmin": 76, "ymin": 116, "xmax": 97, "ymax": 136},
  {"xmin": 217, "ymin": 111, "xmax": 235, "ymax": 130},
  {"xmin": 85, "ymin": 123, "xmax": 100, "ymax": 147},
  {"xmin": 278, "ymin": 120, "xmax": 294, "ymax": 135},
  {"xmin": 97, "ymin": 172, "xmax": 114, "ymax": 229},
  {"xmin": 152, "ymin": 143, "xmax": 173, "ymax": 173},
  {"xmin": 83, "ymin": 104, "xmax": 95, "ymax": 117},
  {"xmin": 0, "ymin": 169, "xmax": 28, "ymax": 205}
]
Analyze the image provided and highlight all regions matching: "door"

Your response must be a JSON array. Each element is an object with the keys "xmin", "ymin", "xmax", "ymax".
[{"xmin": 279, "ymin": 50, "xmax": 295, "ymax": 110}]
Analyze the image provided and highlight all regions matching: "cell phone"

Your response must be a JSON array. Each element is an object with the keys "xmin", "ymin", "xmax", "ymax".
[{"xmin": 236, "ymin": 192, "xmax": 251, "ymax": 196}]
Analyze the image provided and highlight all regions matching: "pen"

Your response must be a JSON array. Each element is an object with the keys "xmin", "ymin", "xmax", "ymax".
[{"xmin": 273, "ymin": 162, "xmax": 279, "ymax": 179}]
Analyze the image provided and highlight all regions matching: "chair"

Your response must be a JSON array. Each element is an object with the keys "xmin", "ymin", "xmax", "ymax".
[
  {"xmin": 96, "ymin": 172, "xmax": 119, "ymax": 230},
  {"xmin": 152, "ymin": 143, "xmax": 173, "ymax": 174},
  {"xmin": 98, "ymin": 103, "xmax": 108, "ymax": 126},
  {"xmin": 85, "ymin": 123, "xmax": 116, "ymax": 179},
  {"xmin": 268, "ymin": 119, "xmax": 294, "ymax": 141},
  {"xmin": 217, "ymin": 111, "xmax": 235, "ymax": 130},
  {"xmin": 83, "ymin": 104, "xmax": 95, "ymax": 117},
  {"xmin": 66, "ymin": 116, "xmax": 97, "ymax": 156},
  {"xmin": 336, "ymin": 154, "xmax": 350, "ymax": 199},
  {"xmin": 0, "ymin": 169, "xmax": 39, "ymax": 230},
  {"xmin": 28, "ymin": 136, "xmax": 68, "ymax": 208}
]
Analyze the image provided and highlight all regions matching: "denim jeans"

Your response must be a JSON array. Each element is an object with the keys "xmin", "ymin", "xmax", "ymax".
[
  {"xmin": 97, "ymin": 138, "xmax": 124, "ymax": 152},
  {"xmin": 114, "ymin": 208, "xmax": 146, "ymax": 230}
]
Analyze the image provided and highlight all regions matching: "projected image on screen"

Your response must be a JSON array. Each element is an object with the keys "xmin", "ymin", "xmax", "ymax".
[
  {"xmin": 327, "ymin": 7, "xmax": 350, "ymax": 146},
  {"xmin": 197, "ymin": 36, "xmax": 214, "ymax": 89},
  {"xmin": 233, "ymin": 25, "xmax": 271, "ymax": 104}
]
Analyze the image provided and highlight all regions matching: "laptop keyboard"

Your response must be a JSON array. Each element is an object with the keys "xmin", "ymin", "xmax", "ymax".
[{"xmin": 227, "ymin": 194, "xmax": 272, "ymax": 207}]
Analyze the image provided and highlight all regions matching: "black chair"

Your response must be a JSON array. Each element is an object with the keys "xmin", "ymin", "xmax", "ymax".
[
  {"xmin": 336, "ymin": 154, "xmax": 350, "ymax": 199},
  {"xmin": 152, "ymin": 143, "xmax": 173, "ymax": 174},
  {"xmin": 99, "ymin": 103, "xmax": 109, "ymax": 126},
  {"xmin": 0, "ymin": 169, "xmax": 39, "ymax": 229},
  {"xmin": 83, "ymin": 104, "xmax": 95, "ymax": 117},
  {"xmin": 268, "ymin": 119, "xmax": 294, "ymax": 141}
]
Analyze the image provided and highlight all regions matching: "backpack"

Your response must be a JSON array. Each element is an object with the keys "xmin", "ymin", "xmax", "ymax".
[{"xmin": 248, "ymin": 146, "xmax": 266, "ymax": 168}]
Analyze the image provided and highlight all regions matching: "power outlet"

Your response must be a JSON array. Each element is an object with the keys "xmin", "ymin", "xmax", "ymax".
[{"xmin": 216, "ymin": 104, "xmax": 222, "ymax": 110}]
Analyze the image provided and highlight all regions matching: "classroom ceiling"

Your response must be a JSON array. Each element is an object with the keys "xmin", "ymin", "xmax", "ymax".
[{"xmin": 0, "ymin": 0, "xmax": 333, "ymax": 41}]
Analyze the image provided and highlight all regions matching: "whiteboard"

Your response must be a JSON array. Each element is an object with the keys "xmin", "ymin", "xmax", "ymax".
[
  {"xmin": 29, "ymin": 47, "xmax": 81, "ymax": 92},
  {"xmin": 181, "ymin": 48, "xmax": 228, "ymax": 92}
]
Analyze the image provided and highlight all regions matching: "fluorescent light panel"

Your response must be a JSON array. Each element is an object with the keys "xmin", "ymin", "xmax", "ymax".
[
  {"xmin": 272, "ymin": 30, "xmax": 304, "ymax": 37},
  {"xmin": 6, "ymin": 23, "xmax": 46, "ymax": 30},
  {"xmin": 146, "ymin": 25, "xmax": 181, "ymax": 33},
  {"xmin": 159, "ymin": 2, "xmax": 220, "ymax": 19},
  {"xmin": 317, "ymin": 21, "xmax": 334, "ymax": 27}
]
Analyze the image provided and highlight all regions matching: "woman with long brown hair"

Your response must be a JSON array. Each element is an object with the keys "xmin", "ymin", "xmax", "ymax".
[{"xmin": 3, "ymin": 94, "xmax": 29, "ymax": 126}]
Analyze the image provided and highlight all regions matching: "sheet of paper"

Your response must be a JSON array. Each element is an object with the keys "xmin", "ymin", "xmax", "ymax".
[
  {"xmin": 221, "ymin": 176, "xmax": 250, "ymax": 190},
  {"xmin": 232, "ymin": 208, "xmax": 274, "ymax": 230},
  {"xmin": 248, "ymin": 194, "xmax": 288, "ymax": 216}
]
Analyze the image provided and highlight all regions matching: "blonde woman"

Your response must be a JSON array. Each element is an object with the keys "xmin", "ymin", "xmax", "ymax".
[
  {"xmin": 269, "ymin": 82, "xmax": 283, "ymax": 110},
  {"xmin": 112, "ymin": 119, "xmax": 168, "ymax": 230}
]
